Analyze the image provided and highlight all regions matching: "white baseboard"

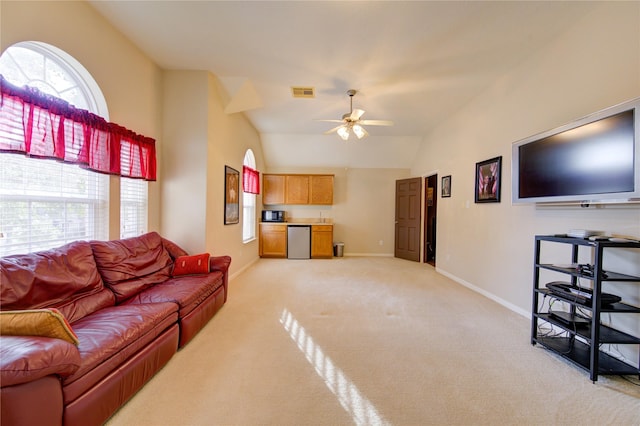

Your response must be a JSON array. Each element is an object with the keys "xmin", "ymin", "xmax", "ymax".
[
  {"xmin": 343, "ymin": 253, "xmax": 394, "ymax": 257},
  {"xmin": 229, "ymin": 257, "xmax": 260, "ymax": 282},
  {"xmin": 435, "ymin": 267, "xmax": 530, "ymax": 318}
]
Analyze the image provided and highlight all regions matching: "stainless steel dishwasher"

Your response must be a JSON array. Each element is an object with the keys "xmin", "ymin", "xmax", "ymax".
[{"xmin": 287, "ymin": 225, "xmax": 311, "ymax": 259}]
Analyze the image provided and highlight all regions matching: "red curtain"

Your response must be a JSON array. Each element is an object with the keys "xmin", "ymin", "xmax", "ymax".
[
  {"xmin": 0, "ymin": 75, "xmax": 156, "ymax": 181},
  {"xmin": 243, "ymin": 165, "xmax": 260, "ymax": 194}
]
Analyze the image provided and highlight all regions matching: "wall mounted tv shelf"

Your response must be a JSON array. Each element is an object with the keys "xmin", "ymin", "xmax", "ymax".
[{"xmin": 531, "ymin": 235, "xmax": 640, "ymax": 382}]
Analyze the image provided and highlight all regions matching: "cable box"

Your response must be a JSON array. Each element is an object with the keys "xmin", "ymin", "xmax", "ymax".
[
  {"xmin": 549, "ymin": 310, "xmax": 590, "ymax": 326},
  {"xmin": 567, "ymin": 229, "xmax": 603, "ymax": 238},
  {"xmin": 545, "ymin": 281, "xmax": 622, "ymax": 306}
]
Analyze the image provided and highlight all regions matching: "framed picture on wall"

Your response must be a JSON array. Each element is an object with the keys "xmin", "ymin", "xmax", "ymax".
[
  {"xmin": 441, "ymin": 175, "xmax": 451, "ymax": 198},
  {"xmin": 475, "ymin": 156, "xmax": 502, "ymax": 203},
  {"xmin": 224, "ymin": 166, "xmax": 239, "ymax": 225}
]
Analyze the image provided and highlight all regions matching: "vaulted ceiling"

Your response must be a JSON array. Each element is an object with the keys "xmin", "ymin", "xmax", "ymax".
[{"xmin": 89, "ymin": 1, "xmax": 597, "ymax": 169}]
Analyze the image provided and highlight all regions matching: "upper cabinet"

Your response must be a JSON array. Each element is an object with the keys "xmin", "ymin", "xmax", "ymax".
[
  {"xmin": 309, "ymin": 175, "xmax": 334, "ymax": 205},
  {"xmin": 263, "ymin": 174, "xmax": 334, "ymax": 205},
  {"xmin": 285, "ymin": 175, "xmax": 310, "ymax": 204},
  {"xmin": 262, "ymin": 174, "xmax": 286, "ymax": 205}
]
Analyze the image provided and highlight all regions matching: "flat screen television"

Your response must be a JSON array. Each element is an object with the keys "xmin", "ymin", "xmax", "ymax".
[{"xmin": 512, "ymin": 97, "xmax": 640, "ymax": 205}]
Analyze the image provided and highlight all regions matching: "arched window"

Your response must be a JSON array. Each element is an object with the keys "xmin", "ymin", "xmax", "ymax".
[
  {"xmin": 0, "ymin": 42, "xmax": 111, "ymax": 255},
  {"xmin": 242, "ymin": 149, "xmax": 257, "ymax": 242}
]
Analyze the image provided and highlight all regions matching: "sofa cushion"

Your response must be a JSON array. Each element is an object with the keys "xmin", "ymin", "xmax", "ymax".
[
  {"xmin": 172, "ymin": 253, "xmax": 210, "ymax": 276},
  {"xmin": 0, "ymin": 335, "xmax": 81, "ymax": 387},
  {"xmin": 124, "ymin": 272, "xmax": 224, "ymax": 318},
  {"xmin": 0, "ymin": 241, "xmax": 114, "ymax": 322},
  {"xmin": 61, "ymin": 302, "xmax": 178, "ymax": 403},
  {"xmin": 90, "ymin": 232, "xmax": 173, "ymax": 303},
  {"xmin": 0, "ymin": 309, "xmax": 79, "ymax": 345}
]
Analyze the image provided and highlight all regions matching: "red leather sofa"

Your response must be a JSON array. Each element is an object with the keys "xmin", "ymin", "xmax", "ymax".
[{"xmin": 0, "ymin": 232, "xmax": 231, "ymax": 426}]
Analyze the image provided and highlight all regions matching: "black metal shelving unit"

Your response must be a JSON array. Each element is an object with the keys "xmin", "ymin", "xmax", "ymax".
[{"xmin": 531, "ymin": 235, "xmax": 640, "ymax": 382}]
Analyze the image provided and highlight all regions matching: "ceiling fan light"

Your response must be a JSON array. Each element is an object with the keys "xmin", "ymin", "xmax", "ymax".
[
  {"xmin": 352, "ymin": 124, "xmax": 367, "ymax": 139},
  {"xmin": 337, "ymin": 126, "xmax": 350, "ymax": 141}
]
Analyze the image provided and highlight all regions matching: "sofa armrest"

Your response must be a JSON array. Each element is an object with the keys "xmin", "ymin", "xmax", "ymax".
[
  {"xmin": 209, "ymin": 255, "xmax": 231, "ymax": 274},
  {"xmin": 209, "ymin": 255, "xmax": 232, "ymax": 302},
  {"xmin": 161, "ymin": 237, "xmax": 189, "ymax": 259},
  {"xmin": 0, "ymin": 336, "xmax": 81, "ymax": 387}
]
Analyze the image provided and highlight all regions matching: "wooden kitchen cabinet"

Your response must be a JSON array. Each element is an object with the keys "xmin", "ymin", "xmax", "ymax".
[
  {"xmin": 259, "ymin": 223, "xmax": 287, "ymax": 258},
  {"xmin": 285, "ymin": 175, "xmax": 309, "ymax": 204},
  {"xmin": 263, "ymin": 173, "xmax": 334, "ymax": 205},
  {"xmin": 262, "ymin": 174, "xmax": 285, "ymax": 205},
  {"xmin": 311, "ymin": 224, "xmax": 334, "ymax": 258},
  {"xmin": 310, "ymin": 175, "xmax": 334, "ymax": 205}
]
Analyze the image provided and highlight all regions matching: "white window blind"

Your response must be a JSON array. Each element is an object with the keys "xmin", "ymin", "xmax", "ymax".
[
  {"xmin": 243, "ymin": 190, "xmax": 256, "ymax": 242},
  {"xmin": 0, "ymin": 154, "xmax": 108, "ymax": 256},
  {"xmin": 120, "ymin": 178, "xmax": 147, "ymax": 239}
]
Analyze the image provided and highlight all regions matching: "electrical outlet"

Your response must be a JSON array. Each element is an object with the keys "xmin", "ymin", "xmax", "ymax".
[{"xmin": 379, "ymin": 240, "xmax": 383, "ymax": 246}]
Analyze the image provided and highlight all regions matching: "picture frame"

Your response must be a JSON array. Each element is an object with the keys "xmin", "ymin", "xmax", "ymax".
[
  {"xmin": 224, "ymin": 166, "xmax": 239, "ymax": 225},
  {"xmin": 441, "ymin": 175, "xmax": 451, "ymax": 198},
  {"xmin": 475, "ymin": 156, "xmax": 502, "ymax": 203}
]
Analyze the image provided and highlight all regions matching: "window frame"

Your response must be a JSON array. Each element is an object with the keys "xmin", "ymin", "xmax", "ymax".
[{"xmin": 242, "ymin": 149, "xmax": 257, "ymax": 243}]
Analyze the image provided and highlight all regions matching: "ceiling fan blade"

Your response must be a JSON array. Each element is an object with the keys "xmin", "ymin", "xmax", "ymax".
[
  {"xmin": 323, "ymin": 125, "xmax": 345, "ymax": 135},
  {"xmin": 315, "ymin": 119, "xmax": 346, "ymax": 123},
  {"xmin": 350, "ymin": 108, "xmax": 365, "ymax": 121},
  {"xmin": 359, "ymin": 119, "xmax": 394, "ymax": 126}
]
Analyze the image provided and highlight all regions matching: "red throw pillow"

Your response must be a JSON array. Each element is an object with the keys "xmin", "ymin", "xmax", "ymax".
[{"xmin": 172, "ymin": 253, "xmax": 210, "ymax": 276}]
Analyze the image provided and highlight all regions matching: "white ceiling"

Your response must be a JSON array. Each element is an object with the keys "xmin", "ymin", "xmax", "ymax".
[{"xmin": 88, "ymin": 1, "xmax": 596, "ymax": 169}]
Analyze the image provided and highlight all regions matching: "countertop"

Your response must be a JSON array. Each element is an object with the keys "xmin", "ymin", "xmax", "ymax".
[{"xmin": 260, "ymin": 221, "xmax": 333, "ymax": 226}]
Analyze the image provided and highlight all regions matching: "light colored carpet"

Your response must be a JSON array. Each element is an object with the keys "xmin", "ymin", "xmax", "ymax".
[{"xmin": 107, "ymin": 257, "xmax": 640, "ymax": 426}]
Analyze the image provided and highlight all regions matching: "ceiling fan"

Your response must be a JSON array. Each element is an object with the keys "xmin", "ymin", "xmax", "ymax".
[{"xmin": 318, "ymin": 89, "xmax": 393, "ymax": 140}]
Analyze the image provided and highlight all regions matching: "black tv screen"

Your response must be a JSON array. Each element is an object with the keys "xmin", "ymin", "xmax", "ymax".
[{"xmin": 512, "ymin": 98, "xmax": 640, "ymax": 204}]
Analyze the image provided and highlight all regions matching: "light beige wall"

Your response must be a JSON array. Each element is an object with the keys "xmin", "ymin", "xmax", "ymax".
[
  {"xmin": 0, "ymin": 0, "xmax": 163, "ymax": 237},
  {"xmin": 205, "ymin": 74, "xmax": 265, "ymax": 272},
  {"xmin": 266, "ymin": 167, "xmax": 411, "ymax": 255},
  {"xmin": 412, "ymin": 2, "xmax": 640, "ymax": 316},
  {"xmin": 161, "ymin": 71, "xmax": 209, "ymax": 251},
  {"xmin": 337, "ymin": 168, "xmax": 411, "ymax": 255},
  {"xmin": 160, "ymin": 72, "xmax": 265, "ymax": 274}
]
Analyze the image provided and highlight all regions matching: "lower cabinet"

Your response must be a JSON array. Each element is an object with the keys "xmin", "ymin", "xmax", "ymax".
[
  {"xmin": 259, "ymin": 224, "xmax": 287, "ymax": 258},
  {"xmin": 311, "ymin": 225, "xmax": 333, "ymax": 259},
  {"xmin": 259, "ymin": 223, "xmax": 334, "ymax": 258}
]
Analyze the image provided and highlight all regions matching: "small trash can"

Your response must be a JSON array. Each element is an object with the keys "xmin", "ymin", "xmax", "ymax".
[{"xmin": 333, "ymin": 242, "xmax": 344, "ymax": 257}]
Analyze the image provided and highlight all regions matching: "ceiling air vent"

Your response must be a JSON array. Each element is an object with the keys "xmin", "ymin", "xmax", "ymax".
[{"xmin": 291, "ymin": 86, "xmax": 315, "ymax": 98}]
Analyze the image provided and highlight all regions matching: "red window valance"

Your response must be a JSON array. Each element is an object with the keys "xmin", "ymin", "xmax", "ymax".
[
  {"xmin": 0, "ymin": 74, "xmax": 157, "ymax": 181},
  {"xmin": 243, "ymin": 165, "xmax": 260, "ymax": 194}
]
